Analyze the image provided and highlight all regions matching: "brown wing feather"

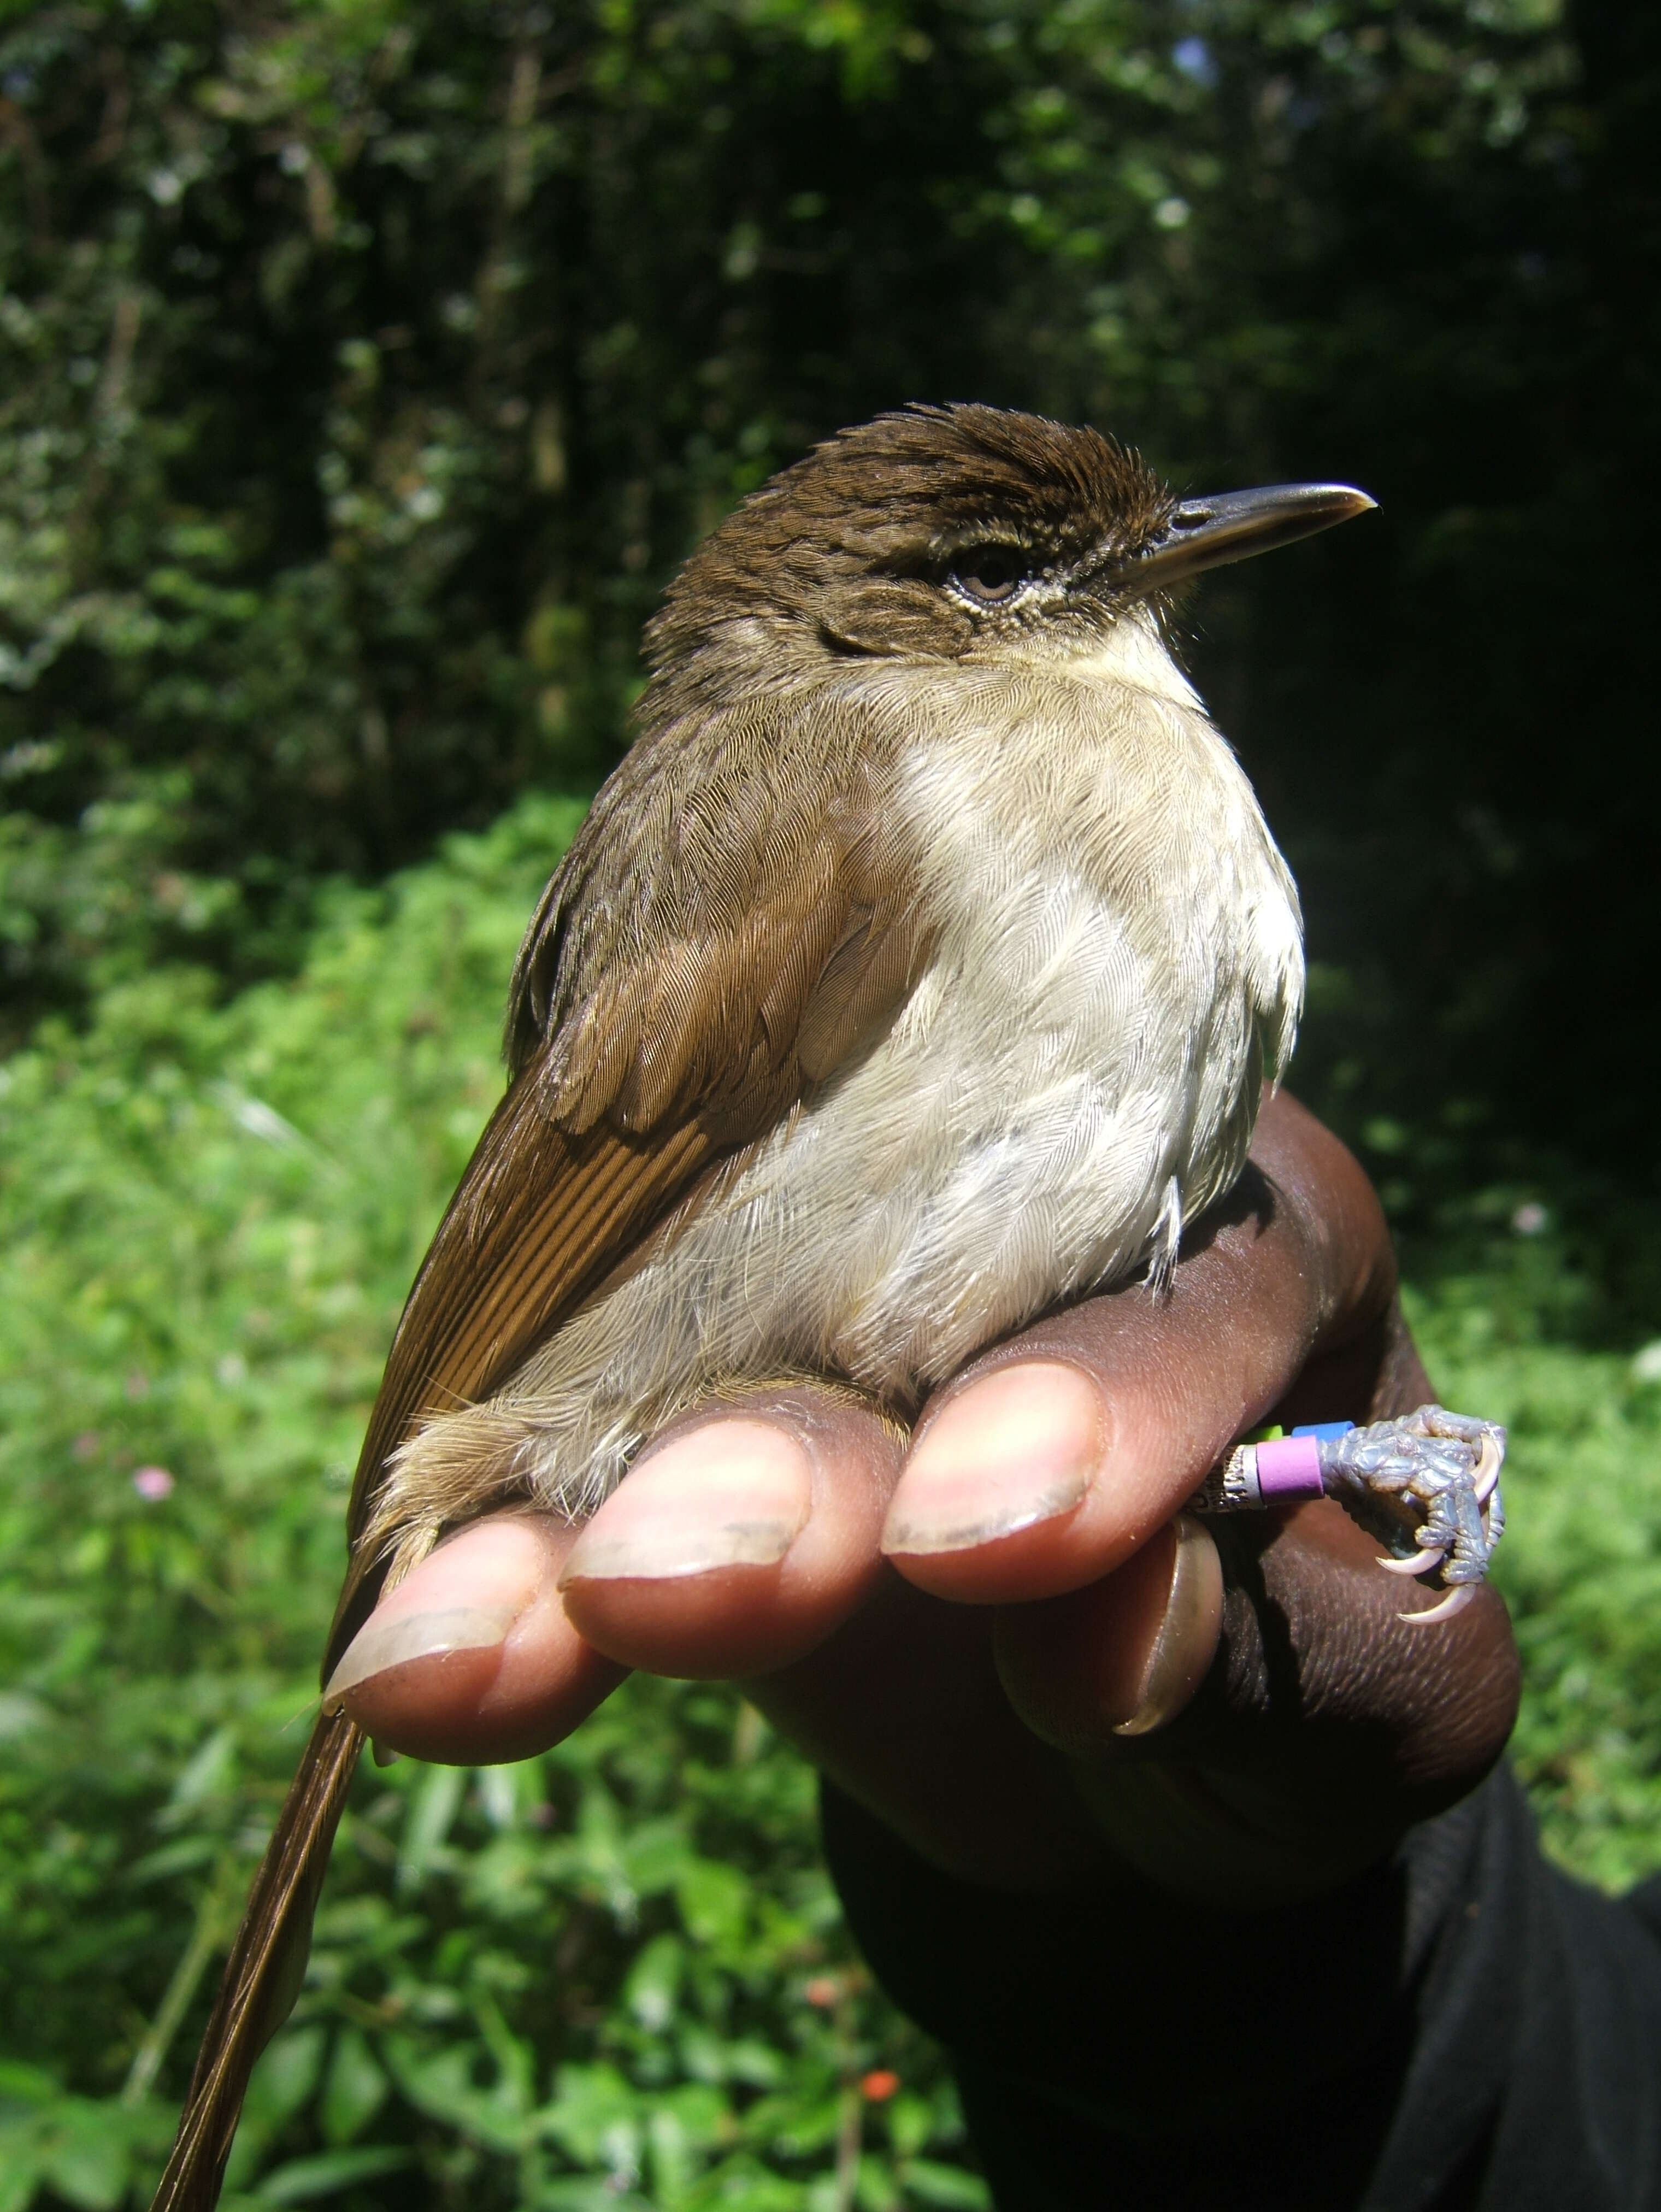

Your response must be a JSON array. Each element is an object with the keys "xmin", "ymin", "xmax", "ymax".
[
  {"xmin": 151, "ymin": 1096, "xmax": 726, "ymax": 2212},
  {"xmin": 327, "ymin": 1077, "xmax": 721, "ymax": 1667},
  {"xmin": 505, "ymin": 691, "xmax": 917, "ymax": 1128},
  {"xmin": 331, "ymin": 708, "xmax": 921, "ymax": 1618},
  {"xmin": 154, "ymin": 689, "xmax": 928, "ymax": 2212}
]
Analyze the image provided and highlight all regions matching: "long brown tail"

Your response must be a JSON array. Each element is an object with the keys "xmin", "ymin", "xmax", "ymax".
[
  {"xmin": 149, "ymin": 1709, "xmax": 364, "ymax": 2212},
  {"xmin": 149, "ymin": 1052, "xmax": 750, "ymax": 2210}
]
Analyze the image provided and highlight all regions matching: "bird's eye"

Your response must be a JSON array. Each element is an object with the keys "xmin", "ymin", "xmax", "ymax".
[{"xmin": 949, "ymin": 545, "xmax": 1028, "ymax": 604}]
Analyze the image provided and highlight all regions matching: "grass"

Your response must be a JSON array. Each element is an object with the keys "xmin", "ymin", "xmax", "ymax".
[{"xmin": 1, "ymin": 789, "xmax": 1657, "ymax": 2208}]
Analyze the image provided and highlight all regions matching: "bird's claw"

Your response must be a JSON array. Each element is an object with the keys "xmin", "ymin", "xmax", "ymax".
[{"xmin": 1316, "ymin": 1405, "xmax": 1507, "ymax": 1621}]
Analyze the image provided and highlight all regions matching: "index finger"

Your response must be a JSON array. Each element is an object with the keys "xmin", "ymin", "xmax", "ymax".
[{"xmin": 880, "ymin": 1090, "xmax": 1396, "ymax": 1603}]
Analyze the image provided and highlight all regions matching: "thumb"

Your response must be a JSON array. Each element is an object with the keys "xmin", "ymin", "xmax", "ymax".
[
  {"xmin": 992, "ymin": 1512, "xmax": 1225, "ymax": 1746},
  {"xmin": 993, "ymin": 1497, "xmax": 1518, "ymax": 1903}
]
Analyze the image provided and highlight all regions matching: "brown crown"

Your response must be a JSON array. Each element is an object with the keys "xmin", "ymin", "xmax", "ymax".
[{"xmin": 646, "ymin": 403, "xmax": 1171, "ymax": 668}]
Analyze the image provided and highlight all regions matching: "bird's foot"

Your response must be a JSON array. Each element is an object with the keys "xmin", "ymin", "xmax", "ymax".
[
  {"xmin": 1190, "ymin": 1405, "xmax": 1506, "ymax": 1625},
  {"xmin": 1317, "ymin": 1407, "xmax": 1506, "ymax": 1622}
]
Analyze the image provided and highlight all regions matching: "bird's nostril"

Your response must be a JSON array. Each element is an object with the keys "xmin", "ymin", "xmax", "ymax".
[{"xmin": 1169, "ymin": 505, "xmax": 1212, "ymax": 530}]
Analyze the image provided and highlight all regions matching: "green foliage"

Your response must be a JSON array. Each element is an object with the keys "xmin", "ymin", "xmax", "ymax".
[
  {"xmin": 1422, "ymin": 1303, "xmax": 1661, "ymax": 1895},
  {"xmin": 0, "ymin": 796, "xmax": 981, "ymax": 2209},
  {"xmin": 2, "ymin": 790, "xmax": 1658, "ymax": 2208},
  {"xmin": 3, "ymin": 0, "xmax": 1660, "ymax": 2203},
  {"xmin": 0, "ymin": 0, "xmax": 1656, "ymax": 1187}
]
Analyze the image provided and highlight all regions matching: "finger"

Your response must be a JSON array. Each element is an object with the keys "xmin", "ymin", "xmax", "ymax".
[
  {"xmin": 747, "ymin": 1573, "xmax": 1115, "ymax": 1891},
  {"xmin": 557, "ymin": 1386, "xmax": 906, "ymax": 1678},
  {"xmin": 326, "ymin": 1514, "xmax": 626, "ymax": 1765},
  {"xmin": 881, "ymin": 1092, "xmax": 1391, "ymax": 1603},
  {"xmin": 992, "ymin": 1514, "xmax": 1225, "ymax": 1750},
  {"xmin": 999, "ymin": 1496, "xmax": 1518, "ymax": 1901},
  {"xmin": 1200, "ymin": 1495, "xmax": 1521, "ymax": 1804},
  {"xmin": 992, "ymin": 1497, "xmax": 1515, "ymax": 1770}
]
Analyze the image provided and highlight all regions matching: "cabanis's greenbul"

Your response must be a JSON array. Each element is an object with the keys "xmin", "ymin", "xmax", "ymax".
[{"xmin": 152, "ymin": 405, "xmax": 1505, "ymax": 2210}]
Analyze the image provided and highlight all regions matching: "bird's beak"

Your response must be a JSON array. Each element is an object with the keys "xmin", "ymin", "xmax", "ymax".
[{"xmin": 1111, "ymin": 481, "xmax": 1377, "ymax": 596}]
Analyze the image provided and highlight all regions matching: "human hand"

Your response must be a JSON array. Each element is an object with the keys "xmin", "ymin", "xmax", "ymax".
[{"xmin": 326, "ymin": 1091, "xmax": 1519, "ymax": 1902}]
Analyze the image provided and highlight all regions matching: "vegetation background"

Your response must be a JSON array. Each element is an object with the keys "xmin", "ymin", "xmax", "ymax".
[{"xmin": 1, "ymin": 0, "xmax": 1658, "ymax": 2204}]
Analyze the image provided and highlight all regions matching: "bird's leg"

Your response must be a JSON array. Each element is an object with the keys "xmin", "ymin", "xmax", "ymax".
[{"xmin": 1190, "ymin": 1405, "xmax": 1507, "ymax": 1625}]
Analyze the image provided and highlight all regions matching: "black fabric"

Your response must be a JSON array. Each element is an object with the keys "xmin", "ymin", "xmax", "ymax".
[{"xmin": 820, "ymin": 1763, "xmax": 1661, "ymax": 2209}]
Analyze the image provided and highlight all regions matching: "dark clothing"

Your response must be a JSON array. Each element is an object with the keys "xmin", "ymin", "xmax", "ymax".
[{"xmin": 821, "ymin": 1765, "xmax": 1661, "ymax": 2209}]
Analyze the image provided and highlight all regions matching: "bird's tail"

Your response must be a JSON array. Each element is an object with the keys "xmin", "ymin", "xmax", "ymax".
[{"xmin": 149, "ymin": 1708, "xmax": 364, "ymax": 2212}]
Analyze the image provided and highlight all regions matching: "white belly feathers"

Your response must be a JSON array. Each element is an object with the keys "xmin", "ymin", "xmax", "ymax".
[{"xmin": 396, "ymin": 615, "xmax": 1304, "ymax": 1517}]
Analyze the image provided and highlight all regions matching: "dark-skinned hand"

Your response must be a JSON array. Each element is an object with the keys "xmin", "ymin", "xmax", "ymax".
[{"xmin": 326, "ymin": 1091, "xmax": 1521, "ymax": 1906}]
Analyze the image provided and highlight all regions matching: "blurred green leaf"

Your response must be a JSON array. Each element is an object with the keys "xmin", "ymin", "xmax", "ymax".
[
  {"xmin": 251, "ymin": 2145, "xmax": 411, "ymax": 2203},
  {"xmin": 319, "ymin": 2027, "xmax": 387, "ymax": 2146},
  {"xmin": 900, "ymin": 2158, "xmax": 994, "ymax": 2209},
  {"xmin": 675, "ymin": 1858, "xmax": 751, "ymax": 1949}
]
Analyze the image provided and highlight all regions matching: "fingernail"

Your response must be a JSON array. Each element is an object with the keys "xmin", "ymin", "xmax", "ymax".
[
  {"xmin": 881, "ymin": 1362, "xmax": 1103, "ymax": 1555},
  {"xmin": 1113, "ymin": 1515, "xmax": 1223, "ymax": 1737},
  {"xmin": 559, "ymin": 1419, "xmax": 812, "ymax": 1584},
  {"xmin": 323, "ymin": 1606, "xmax": 517, "ymax": 1708}
]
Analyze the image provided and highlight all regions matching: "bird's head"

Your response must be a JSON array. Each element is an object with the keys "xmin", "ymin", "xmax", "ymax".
[{"xmin": 645, "ymin": 403, "xmax": 1374, "ymax": 683}]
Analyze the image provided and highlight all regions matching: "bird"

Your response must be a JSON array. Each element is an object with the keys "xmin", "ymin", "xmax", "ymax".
[{"xmin": 149, "ymin": 402, "xmax": 1498, "ymax": 2210}]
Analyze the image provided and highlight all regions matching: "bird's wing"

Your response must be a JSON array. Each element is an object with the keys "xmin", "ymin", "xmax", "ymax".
[
  {"xmin": 334, "ymin": 690, "xmax": 920, "ymax": 1644},
  {"xmin": 150, "ymin": 696, "xmax": 924, "ymax": 2212},
  {"xmin": 503, "ymin": 689, "xmax": 918, "ymax": 1129}
]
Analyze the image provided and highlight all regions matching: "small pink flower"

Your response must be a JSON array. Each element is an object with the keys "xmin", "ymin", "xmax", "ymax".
[
  {"xmin": 804, "ymin": 1977, "xmax": 840, "ymax": 2009},
  {"xmin": 861, "ymin": 2070, "xmax": 900, "ymax": 2102},
  {"xmin": 132, "ymin": 1466, "xmax": 175, "ymax": 1501}
]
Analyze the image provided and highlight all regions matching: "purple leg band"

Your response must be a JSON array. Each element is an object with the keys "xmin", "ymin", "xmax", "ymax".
[{"xmin": 1253, "ymin": 1433, "xmax": 1326, "ymax": 1502}]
